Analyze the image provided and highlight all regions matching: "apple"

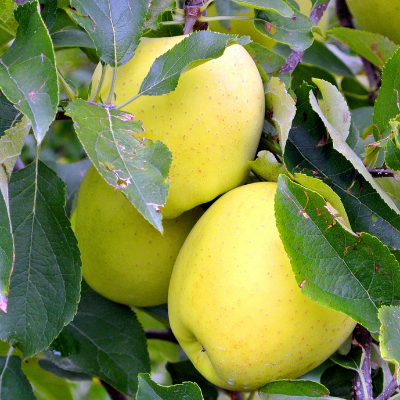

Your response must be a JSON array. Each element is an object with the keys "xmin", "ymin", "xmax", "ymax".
[
  {"xmin": 91, "ymin": 35, "xmax": 265, "ymax": 219},
  {"xmin": 74, "ymin": 165, "xmax": 204, "ymax": 307},
  {"xmin": 168, "ymin": 182, "xmax": 356, "ymax": 391},
  {"xmin": 346, "ymin": 0, "xmax": 400, "ymax": 44}
]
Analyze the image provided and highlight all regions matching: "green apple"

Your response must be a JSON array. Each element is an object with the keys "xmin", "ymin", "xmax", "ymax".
[
  {"xmin": 168, "ymin": 182, "xmax": 356, "ymax": 391},
  {"xmin": 91, "ymin": 35, "xmax": 265, "ymax": 219},
  {"xmin": 346, "ymin": 0, "xmax": 400, "ymax": 44},
  {"xmin": 74, "ymin": 165, "xmax": 204, "ymax": 307}
]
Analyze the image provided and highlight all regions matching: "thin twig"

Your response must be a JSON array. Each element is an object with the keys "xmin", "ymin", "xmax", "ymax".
[
  {"xmin": 100, "ymin": 380, "xmax": 129, "ymax": 400},
  {"xmin": 279, "ymin": 1, "xmax": 331, "ymax": 74},
  {"xmin": 145, "ymin": 328, "xmax": 179, "ymax": 344},
  {"xmin": 367, "ymin": 168, "xmax": 395, "ymax": 178},
  {"xmin": 375, "ymin": 375, "xmax": 400, "ymax": 400}
]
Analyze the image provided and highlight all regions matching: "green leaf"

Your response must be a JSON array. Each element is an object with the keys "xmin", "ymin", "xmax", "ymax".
[
  {"xmin": 275, "ymin": 175, "xmax": 400, "ymax": 332},
  {"xmin": 66, "ymin": 99, "xmax": 171, "ymax": 232},
  {"xmin": 0, "ymin": 355, "xmax": 36, "ymax": 400},
  {"xmin": 136, "ymin": 373, "xmax": 204, "ymax": 400},
  {"xmin": 244, "ymin": 43, "xmax": 286, "ymax": 77},
  {"xmin": 259, "ymin": 379, "xmax": 330, "ymax": 399},
  {"xmin": 0, "ymin": 0, "xmax": 18, "ymax": 36},
  {"xmin": 327, "ymin": 27, "xmax": 399, "ymax": 69},
  {"xmin": 0, "ymin": 1, "xmax": 58, "ymax": 144},
  {"xmin": 284, "ymin": 84, "xmax": 400, "ymax": 251},
  {"xmin": 0, "ymin": 189, "xmax": 13, "ymax": 312},
  {"xmin": 320, "ymin": 365, "xmax": 353, "ymax": 400},
  {"xmin": 374, "ymin": 48, "xmax": 400, "ymax": 140},
  {"xmin": 233, "ymin": 0, "xmax": 296, "ymax": 17},
  {"xmin": 379, "ymin": 305, "xmax": 400, "ymax": 365},
  {"xmin": 137, "ymin": 31, "xmax": 245, "ymax": 98},
  {"xmin": 254, "ymin": 8, "xmax": 314, "ymax": 51},
  {"xmin": 265, "ymin": 76, "xmax": 296, "ymax": 153},
  {"xmin": 249, "ymin": 150, "xmax": 286, "ymax": 182},
  {"xmin": 292, "ymin": 64, "xmax": 337, "ymax": 92},
  {"xmin": 0, "ymin": 161, "xmax": 81, "ymax": 358},
  {"xmin": 0, "ymin": 91, "xmax": 21, "ymax": 137},
  {"xmin": 45, "ymin": 288, "xmax": 151, "ymax": 396},
  {"xmin": 330, "ymin": 347, "xmax": 363, "ymax": 371},
  {"xmin": 0, "ymin": 116, "xmax": 31, "ymax": 205},
  {"xmin": 166, "ymin": 360, "xmax": 218, "ymax": 400},
  {"xmin": 70, "ymin": 0, "xmax": 148, "ymax": 67},
  {"xmin": 144, "ymin": 0, "xmax": 176, "ymax": 32}
]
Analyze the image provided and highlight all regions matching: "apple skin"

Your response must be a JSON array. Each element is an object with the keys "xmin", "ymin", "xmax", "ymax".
[
  {"xmin": 168, "ymin": 182, "xmax": 356, "ymax": 391},
  {"xmin": 346, "ymin": 0, "xmax": 400, "ymax": 44},
  {"xmin": 74, "ymin": 165, "xmax": 204, "ymax": 307},
  {"xmin": 91, "ymin": 35, "xmax": 265, "ymax": 219}
]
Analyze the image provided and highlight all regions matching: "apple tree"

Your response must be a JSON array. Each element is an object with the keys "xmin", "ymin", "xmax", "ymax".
[{"xmin": 1, "ymin": 0, "xmax": 400, "ymax": 399}]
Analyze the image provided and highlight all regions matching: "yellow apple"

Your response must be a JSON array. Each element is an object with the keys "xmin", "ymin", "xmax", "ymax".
[
  {"xmin": 74, "ymin": 165, "xmax": 204, "ymax": 307},
  {"xmin": 168, "ymin": 182, "xmax": 356, "ymax": 391},
  {"xmin": 346, "ymin": 0, "xmax": 400, "ymax": 44},
  {"xmin": 91, "ymin": 35, "xmax": 265, "ymax": 219}
]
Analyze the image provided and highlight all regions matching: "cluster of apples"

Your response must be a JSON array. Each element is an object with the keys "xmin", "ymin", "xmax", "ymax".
[{"xmin": 74, "ymin": 34, "xmax": 355, "ymax": 392}]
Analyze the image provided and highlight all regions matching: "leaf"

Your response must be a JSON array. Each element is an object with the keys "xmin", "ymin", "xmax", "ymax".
[
  {"xmin": 0, "ymin": 91, "xmax": 21, "ymax": 137},
  {"xmin": 136, "ymin": 373, "xmax": 204, "ymax": 400},
  {"xmin": 320, "ymin": 365, "xmax": 353, "ymax": 400},
  {"xmin": 284, "ymin": 84, "xmax": 400, "ymax": 251},
  {"xmin": 144, "ymin": 0, "xmax": 176, "ymax": 31},
  {"xmin": 327, "ymin": 27, "xmax": 399, "ymax": 69},
  {"xmin": 379, "ymin": 305, "xmax": 400, "ymax": 365},
  {"xmin": 66, "ymin": 99, "xmax": 171, "ymax": 232},
  {"xmin": 373, "ymin": 48, "xmax": 400, "ymax": 140},
  {"xmin": 45, "ymin": 287, "xmax": 151, "ymax": 396},
  {"xmin": 249, "ymin": 150, "xmax": 287, "ymax": 182},
  {"xmin": 244, "ymin": 43, "xmax": 286, "ymax": 76},
  {"xmin": 259, "ymin": 379, "xmax": 330, "ymax": 399},
  {"xmin": 265, "ymin": 76, "xmax": 296, "ymax": 153},
  {"xmin": 275, "ymin": 175, "xmax": 400, "ymax": 332},
  {"xmin": 0, "ymin": 116, "xmax": 31, "ymax": 205},
  {"xmin": 233, "ymin": 0, "xmax": 296, "ymax": 17},
  {"xmin": 0, "ymin": 189, "xmax": 13, "ymax": 312},
  {"xmin": 0, "ymin": 1, "xmax": 58, "ymax": 144},
  {"xmin": 330, "ymin": 347, "xmax": 363, "ymax": 371},
  {"xmin": 0, "ymin": 355, "xmax": 36, "ymax": 400},
  {"xmin": 0, "ymin": 160, "xmax": 81, "ymax": 358},
  {"xmin": 70, "ymin": 0, "xmax": 148, "ymax": 67},
  {"xmin": 310, "ymin": 78, "xmax": 399, "ymax": 213},
  {"xmin": 0, "ymin": 0, "xmax": 18, "ymax": 36},
  {"xmin": 166, "ymin": 360, "xmax": 218, "ymax": 400},
  {"xmin": 254, "ymin": 8, "xmax": 314, "ymax": 51},
  {"xmin": 137, "ymin": 31, "xmax": 247, "ymax": 98}
]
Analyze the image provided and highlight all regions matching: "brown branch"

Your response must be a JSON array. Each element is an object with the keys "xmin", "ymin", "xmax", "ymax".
[
  {"xmin": 352, "ymin": 325, "xmax": 373, "ymax": 400},
  {"xmin": 375, "ymin": 375, "xmax": 400, "ymax": 400},
  {"xmin": 227, "ymin": 390, "xmax": 244, "ymax": 400},
  {"xmin": 367, "ymin": 168, "xmax": 395, "ymax": 178},
  {"xmin": 279, "ymin": 1, "xmax": 331, "ymax": 74},
  {"xmin": 145, "ymin": 328, "xmax": 179, "ymax": 344},
  {"xmin": 100, "ymin": 380, "xmax": 129, "ymax": 400},
  {"xmin": 183, "ymin": 0, "xmax": 208, "ymax": 34}
]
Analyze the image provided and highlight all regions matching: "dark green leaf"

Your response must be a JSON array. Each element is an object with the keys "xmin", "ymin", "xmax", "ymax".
[
  {"xmin": 45, "ymin": 288, "xmax": 150, "ymax": 396},
  {"xmin": 284, "ymin": 84, "xmax": 400, "ymax": 251},
  {"xmin": 244, "ymin": 42, "xmax": 286, "ymax": 75},
  {"xmin": 234, "ymin": 0, "xmax": 296, "ymax": 17},
  {"xmin": 40, "ymin": 0, "xmax": 58, "ymax": 30},
  {"xmin": 275, "ymin": 175, "xmax": 400, "ymax": 332},
  {"xmin": 259, "ymin": 380, "xmax": 330, "ymax": 397},
  {"xmin": 66, "ymin": 99, "xmax": 171, "ymax": 232},
  {"xmin": 330, "ymin": 347, "xmax": 363, "ymax": 371},
  {"xmin": 166, "ymin": 360, "xmax": 218, "ymax": 400},
  {"xmin": 0, "ymin": 355, "xmax": 36, "ymax": 400},
  {"xmin": 292, "ymin": 63, "xmax": 337, "ymax": 91},
  {"xmin": 373, "ymin": 48, "xmax": 400, "ymax": 140},
  {"xmin": 137, "ymin": 31, "xmax": 245, "ymax": 98},
  {"xmin": 379, "ymin": 305, "xmax": 400, "ymax": 364},
  {"xmin": 320, "ymin": 365, "xmax": 353, "ymax": 400},
  {"xmin": 137, "ymin": 373, "xmax": 204, "ymax": 400},
  {"xmin": 385, "ymin": 138, "xmax": 400, "ymax": 175},
  {"xmin": 254, "ymin": 8, "xmax": 314, "ymax": 51},
  {"xmin": 144, "ymin": 0, "xmax": 176, "ymax": 31},
  {"xmin": 0, "ymin": 190, "xmax": 13, "ymax": 312},
  {"xmin": 0, "ymin": 91, "xmax": 21, "ymax": 137},
  {"xmin": 70, "ymin": 0, "xmax": 148, "ymax": 66},
  {"xmin": 0, "ymin": 1, "xmax": 58, "ymax": 144},
  {"xmin": 327, "ymin": 27, "xmax": 398, "ymax": 69},
  {"xmin": 38, "ymin": 359, "xmax": 91, "ymax": 381},
  {"xmin": 0, "ymin": 161, "xmax": 81, "ymax": 358}
]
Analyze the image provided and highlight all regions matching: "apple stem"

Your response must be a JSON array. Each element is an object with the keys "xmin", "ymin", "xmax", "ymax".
[
  {"xmin": 105, "ymin": 67, "xmax": 118, "ymax": 105},
  {"xmin": 335, "ymin": 0, "xmax": 380, "ymax": 95},
  {"xmin": 145, "ymin": 328, "xmax": 179, "ymax": 344},
  {"xmin": 279, "ymin": 0, "xmax": 331, "ymax": 74},
  {"xmin": 247, "ymin": 391, "xmax": 257, "ymax": 400},
  {"xmin": 88, "ymin": 63, "xmax": 107, "ymax": 103}
]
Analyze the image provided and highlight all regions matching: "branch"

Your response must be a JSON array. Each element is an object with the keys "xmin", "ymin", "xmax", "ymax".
[
  {"xmin": 375, "ymin": 375, "xmax": 400, "ymax": 400},
  {"xmin": 100, "ymin": 380, "xmax": 129, "ymax": 400},
  {"xmin": 183, "ymin": 0, "xmax": 208, "ymax": 34},
  {"xmin": 367, "ymin": 168, "xmax": 395, "ymax": 178},
  {"xmin": 279, "ymin": 1, "xmax": 331, "ymax": 74},
  {"xmin": 352, "ymin": 325, "xmax": 373, "ymax": 400},
  {"xmin": 145, "ymin": 328, "xmax": 179, "ymax": 344},
  {"xmin": 227, "ymin": 390, "xmax": 244, "ymax": 400},
  {"xmin": 335, "ymin": 0, "xmax": 380, "ymax": 94}
]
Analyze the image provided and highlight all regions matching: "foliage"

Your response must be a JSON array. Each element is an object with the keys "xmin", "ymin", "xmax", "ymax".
[{"xmin": 1, "ymin": 0, "xmax": 400, "ymax": 399}]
